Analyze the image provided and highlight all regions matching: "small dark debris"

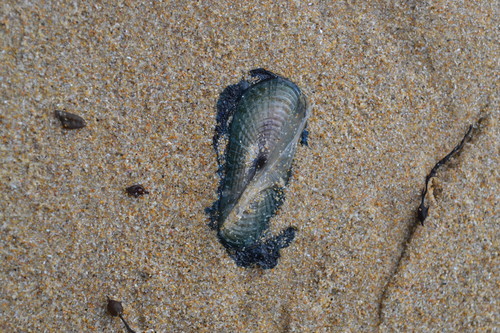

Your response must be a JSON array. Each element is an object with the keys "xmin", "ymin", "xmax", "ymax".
[
  {"xmin": 106, "ymin": 297, "xmax": 136, "ymax": 333},
  {"xmin": 126, "ymin": 184, "xmax": 149, "ymax": 198},
  {"xmin": 248, "ymin": 67, "xmax": 279, "ymax": 81},
  {"xmin": 418, "ymin": 125, "xmax": 473, "ymax": 224},
  {"xmin": 224, "ymin": 227, "xmax": 297, "ymax": 269},
  {"xmin": 300, "ymin": 128, "xmax": 309, "ymax": 146},
  {"xmin": 107, "ymin": 298, "xmax": 123, "ymax": 317},
  {"xmin": 54, "ymin": 110, "xmax": 86, "ymax": 129}
]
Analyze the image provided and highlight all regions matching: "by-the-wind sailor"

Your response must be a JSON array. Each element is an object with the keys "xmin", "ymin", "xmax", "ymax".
[{"xmin": 209, "ymin": 69, "xmax": 310, "ymax": 269}]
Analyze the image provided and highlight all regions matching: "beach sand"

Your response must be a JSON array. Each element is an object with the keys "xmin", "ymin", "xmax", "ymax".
[{"xmin": 1, "ymin": 1, "xmax": 498, "ymax": 331}]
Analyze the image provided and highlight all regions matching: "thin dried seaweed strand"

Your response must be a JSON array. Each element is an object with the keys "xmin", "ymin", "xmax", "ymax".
[{"xmin": 418, "ymin": 124, "xmax": 473, "ymax": 224}]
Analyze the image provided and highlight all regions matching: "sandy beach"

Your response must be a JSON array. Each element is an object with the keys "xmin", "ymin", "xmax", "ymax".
[{"xmin": 1, "ymin": 1, "xmax": 498, "ymax": 331}]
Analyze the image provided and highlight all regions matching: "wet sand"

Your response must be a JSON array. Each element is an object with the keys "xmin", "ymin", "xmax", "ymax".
[{"xmin": 1, "ymin": 1, "xmax": 498, "ymax": 331}]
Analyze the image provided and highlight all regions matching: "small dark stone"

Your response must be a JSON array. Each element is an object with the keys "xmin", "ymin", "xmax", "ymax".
[
  {"xmin": 54, "ymin": 110, "xmax": 86, "ymax": 129},
  {"xmin": 107, "ymin": 298, "xmax": 123, "ymax": 317},
  {"xmin": 126, "ymin": 185, "xmax": 149, "ymax": 198},
  {"xmin": 106, "ymin": 297, "xmax": 136, "ymax": 333}
]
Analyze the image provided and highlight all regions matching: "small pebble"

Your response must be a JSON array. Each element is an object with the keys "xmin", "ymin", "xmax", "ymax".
[
  {"xmin": 126, "ymin": 184, "xmax": 149, "ymax": 198},
  {"xmin": 106, "ymin": 298, "xmax": 123, "ymax": 317},
  {"xmin": 106, "ymin": 297, "xmax": 136, "ymax": 333},
  {"xmin": 54, "ymin": 110, "xmax": 87, "ymax": 129}
]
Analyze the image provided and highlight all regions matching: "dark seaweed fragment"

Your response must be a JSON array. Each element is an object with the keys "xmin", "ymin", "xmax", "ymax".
[
  {"xmin": 379, "ymin": 123, "xmax": 476, "ymax": 323},
  {"xmin": 126, "ymin": 184, "xmax": 149, "ymax": 198},
  {"xmin": 418, "ymin": 124, "xmax": 473, "ymax": 224},
  {"xmin": 55, "ymin": 110, "xmax": 86, "ymax": 129},
  {"xmin": 106, "ymin": 297, "xmax": 136, "ymax": 333}
]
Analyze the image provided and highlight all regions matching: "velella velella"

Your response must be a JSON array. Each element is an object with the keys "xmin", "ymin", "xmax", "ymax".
[{"xmin": 209, "ymin": 69, "xmax": 310, "ymax": 269}]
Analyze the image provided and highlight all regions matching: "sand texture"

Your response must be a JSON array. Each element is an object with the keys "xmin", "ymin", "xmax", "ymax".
[{"xmin": 1, "ymin": 1, "xmax": 498, "ymax": 332}]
